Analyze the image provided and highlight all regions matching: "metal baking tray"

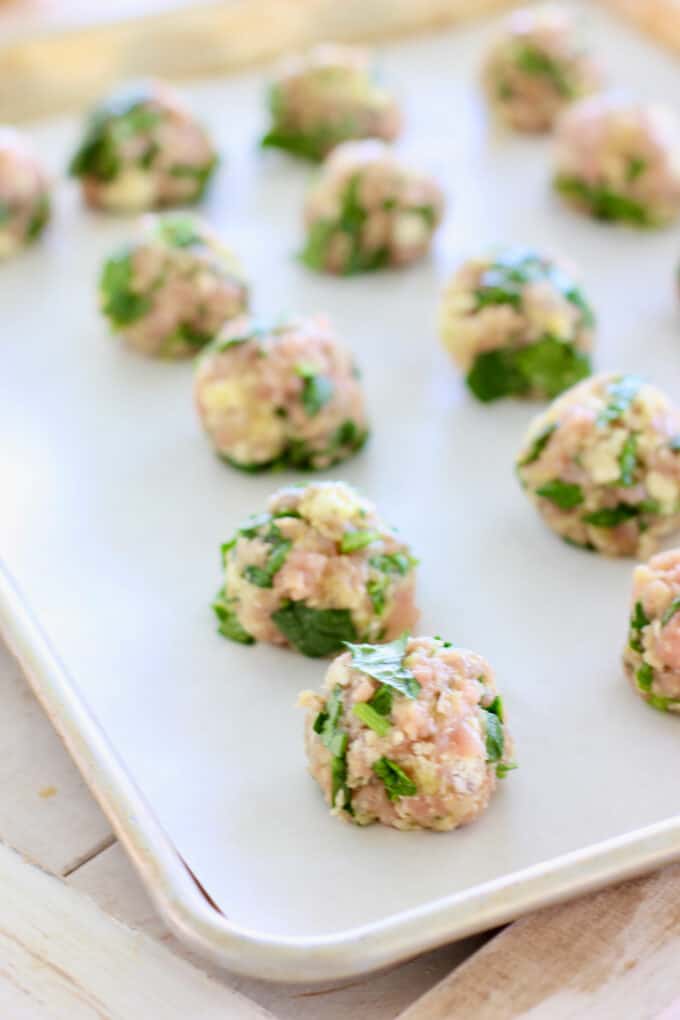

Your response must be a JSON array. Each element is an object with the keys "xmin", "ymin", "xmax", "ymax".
[{"xmin": 3, "ymin": 2, "xmax": 680, "ymax": 982}]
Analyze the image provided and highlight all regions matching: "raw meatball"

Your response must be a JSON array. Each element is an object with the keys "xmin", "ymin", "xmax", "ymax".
[
  {"xmin": 99, "ymin": 214, "xmax": 247, "ymax": 359},
  {"xmin": 261, "ymin": 44, "xmax": 401, "ymax": 161},
  {"xmin": 439, "ymin": 248, "xmax": 594, "ymax": 402},
  {"xmin": 623, "ymin": 550, "xmax": 680, "ymax": 713},
  {"xmin": 299, "ymin": 634, "xmax": 515, "ymax": 829},
  {"xmin": 482, "ymin": 5, "xmax": 601, "ymax": 134},
  {"xmin": 213, "ymin": 482, "xmax": 418, "ymax": 655},
  {"xmin": 301, "ymin": 140, "xmax": 444, "ymax": 274},
  {"xmin": 516, "ymin": 372, "xmax": 680, "ymax": 557},
  {"xmin": 554, "ymin": 94, "xmax": 680, "ymax": 227},
  {"xmin": 194, "ymin": 316, "xmax": 368, "ymax": 470},
  {"xmin": 69, "ymin": 80, "xmax": 217, "ymax": 212},
  {"xmin": 0, "ymin": 128, "xmax": 50, "ymax": 258}
]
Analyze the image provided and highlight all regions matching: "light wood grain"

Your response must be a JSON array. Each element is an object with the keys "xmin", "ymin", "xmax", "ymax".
[
  {"xmin": 397, "ymin": 864, "xmax": 680, "ymax": 1020},
  {"xmin": 68, "ymin": 840, "xmax": 489, "ymax": 1020},
  {"xmin": 601, "ymin": 0, "xmax": 680, "ymax": 54},
  {"xmin": 0, "ymin": 839, "xmax": 274, "ymax": 1019},
  {"xmin": 0, "ymin": 0, "xmax": 516, "ymax": 121},
  {"xmin": 0, "ymin": 637, "xmax": 111, "ymax": 876}
]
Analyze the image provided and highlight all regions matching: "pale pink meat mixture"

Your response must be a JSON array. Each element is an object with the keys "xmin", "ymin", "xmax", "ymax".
[
  {"xmin": 439, "ymin": 253, "xmax": 592, "ymax": 373},
  {"xmin": 303, "ymin": 140, "xmax": 444, "ymax": 272},
  {"xmin": 194, "ymin": 316, "xmax": 368, "ymax": 469},
  {"xmin": 301, "ymin": 637, "xmax": 514, "ymax": 830},
  {"xmin": 623, "ymin": 550, "xmax": 680, "ymax": 710},
  {"xmin": 220, "ymin": 482, "xmax": 418, "ymax": 650},
  {"xmin": 483, "ymin": 5, "xmax": 601, "ymax": 133},
  {"xmin": 271, "ymin": 44, "xmax": 401, "ymax": 153},
  {"xmin": 517, "ymin": 373, "xmax": 680, "ymax": 557},
  {"xmin": 554, "ymin": 94, "xmax": 680, "ymax": 224},
  {"xmin": 113, "ymin": 218, "xmax": 247, "ymax": 358},
  {"xmin": 0, "ymin": 128, "xmax": 50, "ymax": 257},
  {"xmin": 81, "ymin": 83, "xmax": 216, "ymax": 212}
]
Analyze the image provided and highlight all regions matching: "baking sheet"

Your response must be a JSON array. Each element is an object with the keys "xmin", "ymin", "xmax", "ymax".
[{"xmin": 2, "ymin": 0, "xmax": 680, "ymax": 975}]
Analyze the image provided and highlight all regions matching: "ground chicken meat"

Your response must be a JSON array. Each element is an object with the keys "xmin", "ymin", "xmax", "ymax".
[
  {"xmin": 299, "ymin": 634, "xmax": 515, "ymax": 830},
  {"xmin": 261, "ymin": 43, "xmax": 401, "ymax": 162},
  {"xmin": 553, "ymin": 93, "xmax": 680, "ymax": 227},
  {"xmin": 0, "ymin": 128, "xmax": 50, "ymax": 258},
  {"xmin": 100, "ymin": 214, "xmax": 248, "ymax": 358},
  {"xmin": 213, "ymin": 482, "xmax": 418, "ymax": 655},
  {"xmin": 623, "ymin": 550, "xmax": 680, "ymax": 713},
  {"xmin": 301, "ymin": 140, "xmax": 444, "ymax": 275},
  {"xmin": 516, "ymin": 372, "xmax": 680, "ymax": 557},
  {"xmin": 194, "ymin": 316, "xmax": 368, "ymax": 470},
  {"xmin": 482, "ymin": 4, "xmax": 601, "ymax": 134},
  {"xmin": 69, "ymin": 80, "xmax": 217, "ymax": 212},
  {"xmin": 439, "ymin": 248, "xmax": 594, "ymax": 402}
]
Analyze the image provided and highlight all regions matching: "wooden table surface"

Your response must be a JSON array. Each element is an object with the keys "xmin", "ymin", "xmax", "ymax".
[{"xmin": 3, "ymin": 628, "xmax": 680, "ymax": 1019}]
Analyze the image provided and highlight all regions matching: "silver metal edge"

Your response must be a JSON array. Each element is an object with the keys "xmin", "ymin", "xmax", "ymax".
[{"xmin": 2, "ymin": 560, "xmax": 680, "ymax": 983}]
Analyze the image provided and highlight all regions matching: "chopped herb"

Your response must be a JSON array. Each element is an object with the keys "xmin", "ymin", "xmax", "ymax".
[
  {"xmin": 636, "ymin": 662, "xmax": 654, "ymax": 691},
  {"xmin": 367, "ymin": 684, "xmax": 393, "ymax": 716},
  {"xmin": 243, "ymin": 524, "xmax": 292, "ymax": 588},
  {"xmin": 485, "ymin": 695, "xmax": 504, "ymax": 722},
  {"xmin": 496, "ymin": 762, "xmax": 518, "ymax": 778},
  {"xmin": 314, "ymin": 685, "xmax": 353, "ymax": 811},
  {"xmin": 413, "ymin": 203, "xmax": 437, "ymax": 227},
  {"xmin": 212, "ymin": 588, "xmax": 255, "ymax": 644},
  {"xmin": 629, "ymin": 600, "xmax": 650, "ymax": 652},
  {"xmin": 212, "ymin": 325, "xmax": 266, "ymax": 353},
  {"xmin": 367, "ymin": 577, "xmax": 387, "ymax": 615},
  {"xmin": 536, "ymin": 480, "xmax": 584, "ymax": 510},
  {"xmin": 341, "ymin": 530, "xmax": 380, "ymax": 553},
  {"xmin": 372, "ymin": 756, "xmax": 417, "ymax": 800},
  {"xmin": 344, "ymin": 633, "xmax": 420, "ymax": 699},
  {"xmin": 555, "ymin": 174, "xmax": 654, "ymax": 227},
  {"xmin": 626, "ymin": 157, "xmax": 647, "ymax": 182},
  {"xmin": 353, "ymin": 702, "xmax": 391, "ymax": 736},
  {"xmin": 299, "ymin": 173, "xmax": 390, "ymax": 275},
  {"xmin": 100, "ymin": 251, "xmax": 152, "ymax": 328},
  {"xmin": 69, "ymin": 86, "xmax": 162, "ymax": 181},
  {"xmin": 514, "ymin": 44, "xmax": 574, "ymax": 97},
  {"xmin": 562, "ymin": 536, "xmax": 596, "ymax": 551},
  {"xmin": 484, "ymin": 711, "xmax": 504, "ymax": 762},
  {"xmin": 597, "ymin": 375, "xmax": 642, "ymax": 427},
  {"xmin": 295, "ymin": 363, "xmax": 334, "ymax": 417},
  {"xmin": 26, "ymin": 194, "xmax": 50, "ymax": 242},
  {"xmin": 466, "ymin": 335, "xmax": 590, "ymax": 402},
  {"xmin": 670, "ymin": 435, "xmax": 680, "ymax": 452},
  {"xmin": 618, "ymin": 433, "xmax": 638, "ymax": 487},
  {"xmin": 157, "ymin": 216, "xmax": 202, "ymax": 248},
  {"xmin": 271, "ymin": 601, "xmax": 357, "ymax": 657},
  {"xmin": 582, "ymin": 504, "xmax": 638, "ymax": 527},
  {"xmin": 662, "ymin": 597, "xmax": 680, "ymax": 626},
  {"xmin": 369, "ymin": 552, "xmax": 415, "ymax": 575},
  {"xmin": 167, "ymin": 157, "xmax": 217, "ymax": 201},
  {"xmin": 519, "ymin": 423, "xmax": 558, "ymax": 466}
]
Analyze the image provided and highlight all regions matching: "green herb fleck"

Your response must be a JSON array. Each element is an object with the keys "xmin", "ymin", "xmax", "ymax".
[
  {"xmin": 341, "ymin": 530, "xmax": 380, "ymax": 553},
  {"xmin": 353, "ymin": 702, "xmax": 391, "ymax": 736},
  {"xmin": 661, "ymin": 597, "xmax": 680, "ymax": 627},
  {"xmin": 555, "ymin": 174, "xmax": 654, "ymax": 227},
  {"xmin": 367, "ymin": 684, "xmax": 393, "ymax": 716},
  {"xmin": 536, "ymin": 480, "xmax": 584, "ymax": 510},
  {"xmin": 496, "ymin": 762, "xmax": 518, "ymax": 778},
  {"xmin": 100, "ymin": 251, "xmax": 152, "ymax": 328},
  {"xmin": 519, "ymin": 423, "xmax": 557, "ymax": 467},
  {"xmin": 243, "ymin": 524, "xmax": 292, "ymax": 588},
  {"xmin": 372, "ymin": 756, "xmax": 417, "ymax": 801},
  {"xmin": 597, "ymin": 376, "xmax": 642, "ymax": 427},
  {"xmin": 626, "ymin": 157, "xmax": 647, "ymax": 182},
  {"xmin": 314, "ymin": 686, "xmax": 353, "ymax": 811},
  {"xmin": 618, "ymin": 434, "xmax": 638, "ymax": 487},
  {"xmin": 295, "ymin": 363, "xmax": 334, "ymax": 417},
  {"xmin": 484, "ymin": 710, "xmax": 504, "ymax": 763},
  {"xmin": 272, "ymin": 601, "xmax": 357, "ymax": 657},
  {"xmin": 514, "ymin": 44, "xmax": 574, "ymax": 97},
  {"xmin": 582, "ymin": 504, "xmax": 638, "ymax": 527},
  {"xmin": 344, "ymin": 633, "xmax": 420, "ymax": 699},
  {"xmin": 157, "ymin": 215, "xmax": 202, "ymax": 248},
  {"xmin": 636, "ymin": 662, "xmax": 654, "ymax": 691},
  {"xmin": 212, "ymin": 588, "xmax": 255, "ymax": 644},
  {"xmin": 467, "ymin": 335, "xmax": 590, "ymax": 403}
]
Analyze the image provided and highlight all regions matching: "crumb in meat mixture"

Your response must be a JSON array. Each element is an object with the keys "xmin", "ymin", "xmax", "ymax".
[
  {"xmin": 516, "ymin": 372, "xmax": 680, "ymax": 557},
  {"xmin": 213, "ymin": 481, "xmax": 419, "ymax": 655},
  {"xmin": 0, "ymin": 128, "xmax": 51, "ymax": 259},
  {"xmin": 300, "ymin": 140, "xmax": 444, "ymax": 275},
  {"xmin": 194, "ymin": 315, "xmax": 369, "ymax": 470},
  {"xmin": 69, "ymin": 80, "xmax": 218, "ymax": 212},
  {"xmin": 99, "ymin": 213, "xmax": 248, "ymax": 358},
  {"xmin": 299, "ymin": 634, "xmax": 516, "ymax": 829},
  {"xmin": 482, "ymin": 4, "xmax": 601, "ymax": 134},
  {"xmin": 439, "ymin": 248, "xmax": 594, "ymax": 402},
  {"xmin": 261, "ymin": 43, "xmax": 401, "ymax": 161},
  {"xmin": 553, "ymin": 93, "xmax": 680, "ymax": 227},
  {"xmin": 623, "ymin": 549, "xmax": 680, "ymax": 713}
]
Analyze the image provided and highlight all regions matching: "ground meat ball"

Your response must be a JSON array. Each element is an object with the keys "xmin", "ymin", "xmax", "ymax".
[
  {"xmin": 516, "ymin": 373, "xmax": 680, "ymax": 557},
  {"xmin": 439, "ymin": 248, "xmax": 594, "ymax": 402},
  {"xmin": 0, "ymin": 128, "xmax": 50, "ymax": 258},
  {"xmin": 482, "ymin": 5, "xmax": 601, "ymax": 134},
  {"xmin": 69, "ymin": 80, "xmax": 217, "ymax": 213},
  {"xmin": 99, "ymin": 214, "xmax": 247, "ymax": 359},
  {"xmin": 194, "ymin": 316, "xmax": 368, "ymax": 470},
  {"xmin": 623, "ymin": 550, "xmax": 680, "ymax": 713},
  {"xmin": 213, "ymin": 482, "xmax": 418, "ymax": 655},
  {"xmin": 554, "ymin": 94, "xmax": 680, "ymax": 227},
  {"xmin": 261, "ymin": 44, "xmax": 401, "ymax": 162},
  {"xmin": 299, "ymin": 634, "xmax": 515, "ymax": 830},
  {"xmin": 301, "ymin": 140, "xmax": 444, "ymax": 274}
]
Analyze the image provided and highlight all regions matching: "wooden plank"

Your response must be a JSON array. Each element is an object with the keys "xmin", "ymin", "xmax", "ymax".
[
  {"xmin": 0, "ymin": 0, "xmax": 516, "ymax": 121},
  {"xmin": 0, "ymin": 839, "xmax": 274, "ymax": 1019},
  {"xmin": 0, "ymin": 637, "xmax": 112, "ymax": 876},
  {"xmin": 68, "ymin": 841, "xmax": 488, "ymax": 1020},
  {"xmin": 397, "ymin": 864, "xmax": 680, "ymax": 1020},
  {"xmin": 600, "ymin": 0, "xmax": 680, "ymax": 54}
]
